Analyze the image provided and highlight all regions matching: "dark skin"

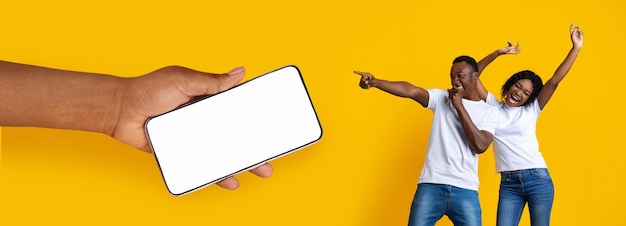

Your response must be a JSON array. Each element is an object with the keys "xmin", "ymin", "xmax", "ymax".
[
  {"xmin": 0, "ymin": 61, "xmax": 273, "ymax": 190},
  {"xmin": 354, "ymin": 61, "xmax": 494, "ymax": 154}
]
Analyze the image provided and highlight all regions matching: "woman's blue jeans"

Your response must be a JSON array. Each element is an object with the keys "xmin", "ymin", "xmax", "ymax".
[{"xmin": 497, "ymin": 168, "xmax": 554, "ymax": 226}]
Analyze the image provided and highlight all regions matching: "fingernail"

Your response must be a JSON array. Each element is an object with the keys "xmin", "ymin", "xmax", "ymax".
[{"xmin": 228, "ymin": 66, "xmax": 245, "ymax": 76}]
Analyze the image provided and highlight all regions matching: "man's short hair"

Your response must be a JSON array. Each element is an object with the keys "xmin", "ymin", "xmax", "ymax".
[{"xmin": 453, "ymin": 56, "xmax": 478, "ymax": 72}]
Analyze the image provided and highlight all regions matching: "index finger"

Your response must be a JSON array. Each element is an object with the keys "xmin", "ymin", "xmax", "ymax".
[{"xmin": 353, "ymin": 70, "xmax": 369, "ymax": 76}]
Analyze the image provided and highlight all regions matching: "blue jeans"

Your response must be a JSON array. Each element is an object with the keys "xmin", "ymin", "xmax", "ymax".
[
  {"xmin": 497, "ymin": 168, "xmax": 554, "ymax": 226},
  {"xmin": 408, "ymin": 183, "xmax": 481, "ymax": 226}
]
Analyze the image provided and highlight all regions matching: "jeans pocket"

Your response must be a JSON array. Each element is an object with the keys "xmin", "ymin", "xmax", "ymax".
[{"xmin": 532, "ymin": 168, "xmax": 551, "ymax": 179}]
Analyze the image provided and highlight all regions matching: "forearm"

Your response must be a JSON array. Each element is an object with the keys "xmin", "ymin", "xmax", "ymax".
[
  {"xmin": 476, "ymin": 50, "xmax": 506, "ymax": 100},
  {"xmin": 371, "ymin": 79, "xmax": 418, "ymax": 98},
  {"xmin": 537, "ymin": 46, "xmax": 582, "ymax": 109},
  {"xmin": 455, "ymin": 106, "xmax": 492, "ymax": 154},
  {"xmin": 0, "ymin": 60, "xmax": 124, "ymax": 135},
  {"xmin": 477, "ymin": 50, "xmax": 504, "ymax": 74},
  {"xmin": 548, "ymin": 46, "xmax": 581, "ymax": 86}
]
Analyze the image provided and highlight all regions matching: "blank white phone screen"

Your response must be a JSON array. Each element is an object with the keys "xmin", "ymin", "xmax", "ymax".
[{"xmin": 145, "ymin": 65, "xmax": 322, "ymax": 195}]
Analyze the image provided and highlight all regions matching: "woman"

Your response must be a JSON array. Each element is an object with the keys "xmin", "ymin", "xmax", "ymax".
[{"xmin": 477, "ymin": 24, "xmax": 584, "ymax": 226}]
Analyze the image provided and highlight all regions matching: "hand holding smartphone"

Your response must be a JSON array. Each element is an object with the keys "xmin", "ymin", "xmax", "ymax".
[{"xmin": 145, "ymin": 65, "xmax": 322, "ymax": 196}]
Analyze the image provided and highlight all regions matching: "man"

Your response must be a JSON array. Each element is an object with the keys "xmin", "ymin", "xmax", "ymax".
[{"xmin": 354, "ymin": 54, "xmax": 507, "ymax": 226}]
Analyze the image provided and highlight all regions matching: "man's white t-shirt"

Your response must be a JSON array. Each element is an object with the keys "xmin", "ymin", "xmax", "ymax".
[
  {"xmin": 418, "ymin": 89, "xmax": 499, "ymax": 191},
  {"xmin": 486, "ymin": 93, "xmax": 548, "ymax": 172}
]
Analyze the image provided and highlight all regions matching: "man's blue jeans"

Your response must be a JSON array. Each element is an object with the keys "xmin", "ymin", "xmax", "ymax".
[
  {"xmin": 497, "ymin": 168, "xmax": 554, "ymax": 226},
  {"xmin": 408, "ymin": 183, "xmax": 481, "ymax": 226}
]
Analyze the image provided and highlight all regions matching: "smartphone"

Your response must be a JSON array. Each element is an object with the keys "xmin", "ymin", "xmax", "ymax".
[{"xmin": 145, "ymin": 65, "xmax": 322, "ymax": 196}]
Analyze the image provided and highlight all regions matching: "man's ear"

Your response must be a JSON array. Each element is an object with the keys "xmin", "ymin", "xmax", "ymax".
[{"xmin": 473, "ymin": 71, "xmax": 479, "ymax": 79}]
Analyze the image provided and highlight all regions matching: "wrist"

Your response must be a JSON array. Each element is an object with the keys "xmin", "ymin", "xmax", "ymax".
[
  {"xmin": 65, "ymin": 74, "xmax": 127, "ymax": 136},
  {"xmin": 370, "ymin": 79, "xmax": 379, "ymax": 88},
  {"xmin": 102, "ymin": 77, "xmax": 127, "ymax": 136}
]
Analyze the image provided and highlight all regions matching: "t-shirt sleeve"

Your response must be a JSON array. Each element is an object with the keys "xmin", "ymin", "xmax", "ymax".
[
  {"xmin": 479, "ymin": 106, "xmax": 500, "ymax": 135},
  {"xmin": 530, "ymin": 98, "xmax": 542, "ymax": 114},
  {"xmin": 427, "ymin": 89, "xmax": 442, "ymax": 110},
  {"xmin": 486, "ymin": 92, "xmax": 501, "ymax": 107}
]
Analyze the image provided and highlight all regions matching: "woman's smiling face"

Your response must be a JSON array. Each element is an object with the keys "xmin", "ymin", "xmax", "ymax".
[{"xmin": 504, "ymin": 78, "xmax": 534, "ymax": 107}]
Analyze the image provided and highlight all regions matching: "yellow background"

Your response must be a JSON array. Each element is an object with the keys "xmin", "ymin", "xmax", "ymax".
[{"xmin": 1, "ymin": 0, "xmax": 624, "ymax": 225}]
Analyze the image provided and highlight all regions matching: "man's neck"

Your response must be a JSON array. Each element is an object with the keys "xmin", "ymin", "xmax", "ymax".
[{"xmin": 462, "ymin": 89, "xmax": 481, "ymax": 101}]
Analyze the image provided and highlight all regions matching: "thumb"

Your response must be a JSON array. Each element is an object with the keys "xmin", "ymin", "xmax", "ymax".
[
  {"xmin": 182, "ymin": 66, "xmax": 246, "ymax": 96},
  {"xmin": 217, "ymin": 66, "xmax": 246, "ymax": 92}
]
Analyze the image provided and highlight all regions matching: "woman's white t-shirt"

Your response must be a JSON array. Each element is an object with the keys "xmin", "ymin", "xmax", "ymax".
[{"xmin": 486, "ymin": 93, "xmax": 548, "ymax": 172}]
